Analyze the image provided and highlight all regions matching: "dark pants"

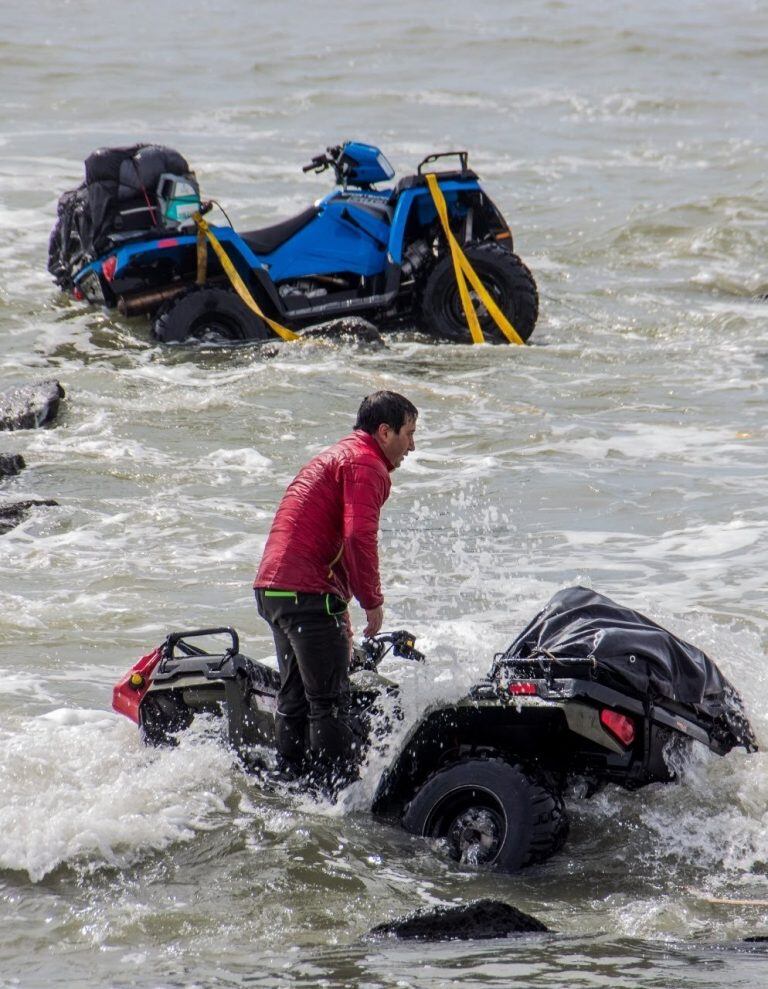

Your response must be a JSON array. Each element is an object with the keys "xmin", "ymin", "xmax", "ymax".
[{"xmin": 255, "ymin": 588, "xmax": 354, "ymax": 780}]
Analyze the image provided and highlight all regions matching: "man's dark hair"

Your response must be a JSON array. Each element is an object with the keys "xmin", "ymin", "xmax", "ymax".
[{"xmin": 355, "ymin": 391, "xmax": 418, "ymax": 434}]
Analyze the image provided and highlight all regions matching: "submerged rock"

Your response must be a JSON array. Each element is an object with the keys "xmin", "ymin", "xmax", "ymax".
[
  {"xmin": 732, "ymin": 936, "xmax": 768, "ymax": 953},
  {"xmin": 0, "ymin": 453, "xmax": 26, "ymax": 479},
  {"xmin": 257, "ymin": 317, "xmax": 386, "ymax": 359},
  {"xmin": 706, "ymin": 937, "xmax": 768, "ymax": 955},
  {"xmin": 0, "ymin": 379, "xmax": 65, "ymax": 431},
  {"xmin": 0, "ymin": 499, "xmax": 58, "ymax": 534},
  {"xmin": 298, "ymin": 316, "xmax": 385, "ymax": 347},
  {"xmin": 366, "ymin": 899, "xmax": 550, "ymax": 941}
]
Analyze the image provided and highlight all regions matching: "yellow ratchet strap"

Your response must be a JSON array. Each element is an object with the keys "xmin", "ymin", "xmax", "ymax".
[
  {"xmin": 195, "ymin": 221, "xmax": 208, "ymax": 285},
  {"xmin": 424, "ymin": 173, "xmax": 524, "ymax": 345},
  {"xmin": 193, "ymin": 213, "xmax": 299, "ymax": 341}
]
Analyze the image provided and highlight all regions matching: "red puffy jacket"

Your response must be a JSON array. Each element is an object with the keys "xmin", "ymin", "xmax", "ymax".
[{"xmin": 254, "ymin": 430, "xmax": 392, "ymax": 610}]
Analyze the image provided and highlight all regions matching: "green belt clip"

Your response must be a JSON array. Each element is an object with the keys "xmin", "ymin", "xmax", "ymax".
[{"xmin": 264, "ymin": 589, "xmax": 298, "ymax": 602}]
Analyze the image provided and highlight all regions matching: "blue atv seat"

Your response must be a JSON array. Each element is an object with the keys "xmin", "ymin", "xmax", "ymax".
[{"xmin": 241, "ymin": 205, "xmax": 319, "ymax": 255}]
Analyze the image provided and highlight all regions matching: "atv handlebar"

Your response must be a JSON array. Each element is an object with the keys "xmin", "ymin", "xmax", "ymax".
[
  {"xmin": 352, "ymin": 629, "xmax": 425, "ymax": 672},
  {"xmin": 302, "ymin": 145, "xmax": 343, "ymax": 174}
]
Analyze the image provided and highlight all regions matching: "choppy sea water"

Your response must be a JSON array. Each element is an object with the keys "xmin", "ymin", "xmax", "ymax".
[{"xmin": 1, "ymin": 1, "xmax": 768, "ymax": 986}]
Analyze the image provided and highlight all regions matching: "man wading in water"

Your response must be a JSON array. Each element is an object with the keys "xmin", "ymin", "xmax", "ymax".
[{"xmin": 254, "ymin": 391, "xmax": 418, "ymax": 791}]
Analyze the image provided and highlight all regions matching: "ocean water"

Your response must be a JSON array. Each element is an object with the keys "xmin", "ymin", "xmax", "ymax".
[{"xmin": 1, "ymin": 1, "xmax": 768, "ymax": 986}]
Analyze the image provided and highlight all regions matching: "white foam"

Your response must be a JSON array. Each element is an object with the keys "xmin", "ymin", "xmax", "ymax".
[
  {"xmin": 0, "ymin": 713, "xmax": 234, "ymax": 882},
  {"xmin": 197, "ymin": 447, "xmax": 273, "ymax": 476}
]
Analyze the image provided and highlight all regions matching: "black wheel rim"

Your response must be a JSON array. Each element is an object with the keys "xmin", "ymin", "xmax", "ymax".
[
  {"xmin": 447, "ymin": 807, "xmax": 504, "ymax": 865},
  {"xmin": 187, "ymin": 308, "xmax": 250, "ymax": 342},
  {"xmin": 449, "ymin": 272, "xmax": 505, "ymax": 326},
  {"xmin": 426, "ymin": 787, "xmax": 506, "ymax": 866}
]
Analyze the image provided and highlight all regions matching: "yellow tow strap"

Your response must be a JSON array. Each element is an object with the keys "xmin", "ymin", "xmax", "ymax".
[
  {"xmin": 195, "ymin": 221, "xmax": 208, "ymax": 285},
  {"xmin": 193, "ymin": 212, "xmax": 299, "ymax": 342},
  {"xmin": 424, "ymin": 173, "xmax": 524, "ymax": 345}
]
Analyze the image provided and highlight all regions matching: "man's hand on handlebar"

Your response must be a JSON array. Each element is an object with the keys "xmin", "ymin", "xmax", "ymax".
[{"xmin": 364, "ymin": 605, "xmax": 384, "ymax": 638}]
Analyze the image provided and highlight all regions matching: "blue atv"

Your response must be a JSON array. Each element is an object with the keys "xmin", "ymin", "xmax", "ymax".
[{"xmin": 49, "ymin": 142, "xmax": 538, "ymax": 345}]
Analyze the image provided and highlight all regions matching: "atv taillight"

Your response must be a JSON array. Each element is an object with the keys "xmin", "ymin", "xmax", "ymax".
[
  {"xmin": 72, "ymin": 286, "xmax": 84, "ymax": 301},
  {"xmin": 508, "ymin": 681, "xmax": 538, "ymax": 696},
  {"xmin": 600, "ymin": 709, "xmax": 636, "ymax": 746},
  {"xmin": 101, "ymin": 255, "xmax": 117, "ymax": 282}
]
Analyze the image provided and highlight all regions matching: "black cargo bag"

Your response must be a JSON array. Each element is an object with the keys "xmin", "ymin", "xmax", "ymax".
[
  {"xmin": 505, "ymin": 586, "xmax": 757, "ymax": 753},
  {"xmin": 48, "ymin": 144, "xmax": 198, "ymax": 289}
]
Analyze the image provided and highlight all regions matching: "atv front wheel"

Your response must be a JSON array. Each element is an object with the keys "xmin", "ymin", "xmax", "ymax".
[
  {"xmin": 401, "ymin": 758, "xmax": 567, "ymax": 872},
  {"xmin": 420, "ymin": 243, "xmax": 538, "ymax": 344},
  {"xmin": 152, "ymin": 286, "xmax": 271, "ymax": 344}
]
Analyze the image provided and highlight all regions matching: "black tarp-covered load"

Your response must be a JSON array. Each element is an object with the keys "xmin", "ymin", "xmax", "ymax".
[
  {"xmin": 48, "ymin": 144, "xmax": 198, "ymax": 289},
  {"xmin": 504, "ymin": 586, "xmax": 757, "ymax": 753}
]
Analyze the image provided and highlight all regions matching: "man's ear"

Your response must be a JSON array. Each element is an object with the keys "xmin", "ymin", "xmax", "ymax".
[{"xmin": 374, "ymin": 422, "xmax": 391, "ymax": 442}]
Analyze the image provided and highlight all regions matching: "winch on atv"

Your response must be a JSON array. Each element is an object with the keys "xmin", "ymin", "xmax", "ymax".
[
  {"xmin": 112, "ymin": 588, "xmax": 756, "ymax": 874},
  {"xmin": 49, "ymin": 141, "xmax": 538, "ymax": 346}
]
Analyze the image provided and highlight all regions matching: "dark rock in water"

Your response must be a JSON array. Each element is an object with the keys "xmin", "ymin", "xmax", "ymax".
[
  {"xmin": 366, "ymin": 899, "xmax": 550, "ymax": 942},
  {"xmin": 298, "ymin": 317, "xmax": 385, "ymax": 348},
  {"xmin": 0, "ymin": 453, "xmax": 26, "ymax": 478},
  {"xmin": 739, "ymin": 936, "xmax": 768, "ymax": 951},
  {"xmin": 258, "ymin": 342, "xmax": 281, "ymax": 360},
  {"xmin": 0, "ymin": 380, "xmax": 65, "ymax": 431},
  {"xmin": 257, "ymin": 318, "xmax": 385, "ymax": 359},
  {"xmin": 707, "ymin": 937, "xmax": 768, "ymax": 955},
  {"xmin": 0, "ymin": 499, "xmax": 59, "ymax": 534}
]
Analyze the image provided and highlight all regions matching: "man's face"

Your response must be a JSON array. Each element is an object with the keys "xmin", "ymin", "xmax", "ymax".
[{"xmin": 377, "ymin": 416, "xmax": 417, "ymax": 469}]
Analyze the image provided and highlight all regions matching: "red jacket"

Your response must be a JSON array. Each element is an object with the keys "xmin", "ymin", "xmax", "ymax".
[{"xmin": 254, "ymin": 430, "xmax": 392, "ymax": 609}]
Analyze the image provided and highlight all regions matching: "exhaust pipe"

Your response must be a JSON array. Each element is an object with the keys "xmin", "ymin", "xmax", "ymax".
[{"xmin": 117, "ymin": 283, "xmax": 189, "ymax": 317}]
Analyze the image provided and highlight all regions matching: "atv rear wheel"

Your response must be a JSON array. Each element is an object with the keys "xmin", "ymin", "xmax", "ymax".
[
  {"xmin": 152, "ymin": 286, "xmax": 271, "ymax": 344},
  {"xmin": 420, "ymin": 243, "xmax": 538, "ymax": 344},
  {"xmin": 401, "ymin": 758, "xmax": 567, "ymax": 872},
  {"xmin": 139, "ymin": 690, "xmax": 194, "ymax": 745}
]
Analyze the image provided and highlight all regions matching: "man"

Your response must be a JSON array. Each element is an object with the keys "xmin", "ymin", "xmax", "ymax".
[{"xmin": 254, "ymin": 390, "xmax": 418, "ymax": 787}]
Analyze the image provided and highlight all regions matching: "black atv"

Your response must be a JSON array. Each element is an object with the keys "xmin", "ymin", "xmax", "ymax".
[{"xmin": 113, "ymin": 587, "xmax": 757, "ymax": 872}]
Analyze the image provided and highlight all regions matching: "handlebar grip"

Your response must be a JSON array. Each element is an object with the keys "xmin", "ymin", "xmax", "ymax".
[{"xmin": 302, "ymin": 154, "xmax": 330, "ymax": 173}]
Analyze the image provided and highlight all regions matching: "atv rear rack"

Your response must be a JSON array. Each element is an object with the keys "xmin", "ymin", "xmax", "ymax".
[
  {"xmin": 483, "ymin": 655, "xmax": 720, "ymax": 752},
  {"xmin": 417, "ymin": 150, "xmax": 469, "ymax": 175},
  {"xmin": 492, "ymin": 653, "xmax": 597, "ymax": 680}
]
